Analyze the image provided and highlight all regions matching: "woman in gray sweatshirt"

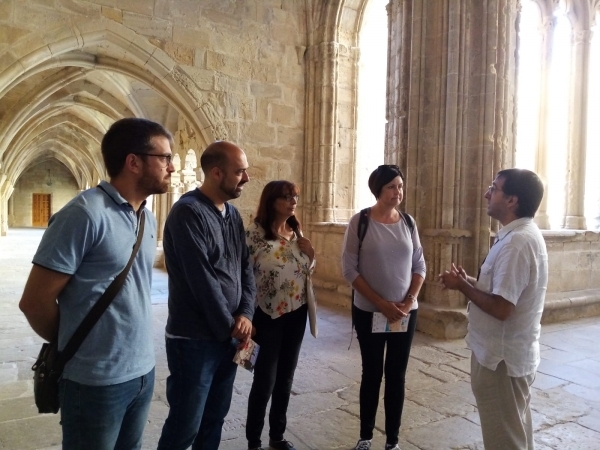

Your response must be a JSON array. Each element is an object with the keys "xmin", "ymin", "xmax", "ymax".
[{"xmin": 342, "ymin": 164, "xmax": 426, "ymax": 450}]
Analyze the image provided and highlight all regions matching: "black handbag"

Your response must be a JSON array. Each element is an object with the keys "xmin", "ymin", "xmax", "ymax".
[{"xmin": 31, "ymin": 212, "xmax": 146, "ymax": 414}]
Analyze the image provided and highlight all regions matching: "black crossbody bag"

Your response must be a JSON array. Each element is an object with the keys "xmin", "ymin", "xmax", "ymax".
[{"xmin": 32, "ymin": 212, "xmax": 146, "ymax": 414}]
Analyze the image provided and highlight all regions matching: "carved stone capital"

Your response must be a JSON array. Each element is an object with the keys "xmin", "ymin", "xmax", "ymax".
[
  {"xmin": 573, "ymin": 29, "xmax": 593, "ymax": 45},
  {"xmin": 539, "ymin": 17, "xmax": 555, "ymax": 35},
  {"xmin": 306, "ymin": 41, "xmax": 341, "ymax": 63}
]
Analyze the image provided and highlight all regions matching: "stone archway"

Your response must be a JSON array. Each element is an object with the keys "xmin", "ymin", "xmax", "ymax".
[{"xmin": 0, "ymin": 18, "xmax": 230, "ymax": 235}]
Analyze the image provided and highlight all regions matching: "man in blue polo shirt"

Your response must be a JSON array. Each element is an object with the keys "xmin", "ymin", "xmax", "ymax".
[{"xmin": 19, "ymin": 118, "xmax": 175, "ymax": 450}]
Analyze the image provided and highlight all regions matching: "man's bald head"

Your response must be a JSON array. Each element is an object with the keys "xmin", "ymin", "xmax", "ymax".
[{"xmin": 200, "ymin": 141, "xmax": 243, "ymax": 174}]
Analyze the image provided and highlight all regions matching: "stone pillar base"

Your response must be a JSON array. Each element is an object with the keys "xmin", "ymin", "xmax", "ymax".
[
  {"xmin": 416, "ymin": 303, "xmax": 468, "ymax": 339},
  {"xmin": 542, "ymin": 290, "xmax": 600, "ymax": 323}
]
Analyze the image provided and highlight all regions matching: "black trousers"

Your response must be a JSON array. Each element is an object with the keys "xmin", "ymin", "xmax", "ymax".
[
  {"xmin": 353, "ymin": 304, "xmax": 418, "ymax": 446},
  {"xmin": 246, "ymin": 304, "xmax": 308, "ymax": 448}
]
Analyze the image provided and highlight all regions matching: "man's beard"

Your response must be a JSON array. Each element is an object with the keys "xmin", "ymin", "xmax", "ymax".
[
  {"xmin": 220, "ymin": 180, "xmax": 244, "ymax": 200},
  {"xmin": 139, "ymin": 170, "xmax": 170, "ymax": 196}
]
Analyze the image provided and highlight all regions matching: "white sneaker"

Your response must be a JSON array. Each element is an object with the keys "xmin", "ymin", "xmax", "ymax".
[
  {"xmin": 384, "ymin": 445, "xmax": 400, "ymax": 450},
  {"xmin": 355, "ymin": 440, "xmax": 372, "ymax": 450}
]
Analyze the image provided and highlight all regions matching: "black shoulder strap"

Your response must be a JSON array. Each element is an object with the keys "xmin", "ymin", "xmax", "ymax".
[
  {"xmin": 58, "ymin": 211, "xmax": 146, "ymax": 367},
  {"xmin": 357, "ymin": 207, "xmax": 371, "ymax": 253},
  {"xmin": 351, "ymin": 208, "xmax": 371, "ymax": 313},
  {"xmin": 401, "ymin": 212, "xmax": 415, "ymax": 235}
]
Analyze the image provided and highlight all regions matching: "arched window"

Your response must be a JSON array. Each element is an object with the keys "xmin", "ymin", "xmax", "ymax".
[
  {"xmin": 355, "ymin": 0, "xmax": 389, "ymax": 211},
  {"xmin": 515, "ymin": 0, "xmax": 575, "ymax": 229},
  {"xmin": 515, "ymin": 0, "xmax": 543, "ymax": 171},
  {"xmin": 546, "ymin": 3, "xmax": 572, "ymax": 228}
]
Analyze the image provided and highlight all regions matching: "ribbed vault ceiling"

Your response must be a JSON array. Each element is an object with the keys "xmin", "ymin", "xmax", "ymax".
[{"xmin": 0, "ymin": 58, "xmax": 175, "ymax": 190}]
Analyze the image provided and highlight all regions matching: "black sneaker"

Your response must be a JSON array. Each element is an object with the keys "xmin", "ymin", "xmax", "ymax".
[{"xmin": 269, "ymin": 439, "xmax": 297, "ymax": 450}]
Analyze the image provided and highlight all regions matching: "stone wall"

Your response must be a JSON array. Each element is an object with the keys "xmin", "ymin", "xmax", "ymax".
[{"xmin": 9, "ymin": 160, "xmax": 79, "ymax": 227}]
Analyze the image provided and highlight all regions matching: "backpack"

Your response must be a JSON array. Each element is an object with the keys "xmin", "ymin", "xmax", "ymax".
[
  {"xmin": 352, "ymin": 207, "xmax": 415, "ymax": 302},
  {"xmin": 348, "ymin": 207, "xmax": 416, "ymax": 348},
  {"xmin": 356, "ymin": 207, "xmax": 414, "ymax": 254}
]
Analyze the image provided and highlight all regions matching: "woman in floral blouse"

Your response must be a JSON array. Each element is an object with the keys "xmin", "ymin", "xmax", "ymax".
[{"xmin": 245, "ymin": 180, "xmax": 315, "ymax": 450}]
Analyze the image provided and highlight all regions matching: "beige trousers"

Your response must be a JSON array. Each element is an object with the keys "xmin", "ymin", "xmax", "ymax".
[{"xmin": 471, "ymin": 353, "xmax": 536, "ymax": 450}]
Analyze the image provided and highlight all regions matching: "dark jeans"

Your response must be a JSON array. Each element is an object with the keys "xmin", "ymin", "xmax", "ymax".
[
  {"xmin": 60, "ymin": 368, "xmax": 155, "ymax": 450},
  {"xmin": 157, "ymin": 337, "xmax": 238, "ymax": 450},
  {"xmin": 246, "ymin": 304, "xmax": 308, "ymax": 449},
  {"xmin": 353, "ymin": 304, "xmax": 418, "ymax": 446}
]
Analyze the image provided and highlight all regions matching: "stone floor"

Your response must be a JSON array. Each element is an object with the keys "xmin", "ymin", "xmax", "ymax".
[{"xmin": 1, "ymin": 228, "xmax": 599, "ymax": 450}]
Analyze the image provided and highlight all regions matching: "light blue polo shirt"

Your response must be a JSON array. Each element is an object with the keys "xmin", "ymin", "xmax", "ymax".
[{"xmin": 32, "ymin": 181, "xmax": 156, "ymax": 386}]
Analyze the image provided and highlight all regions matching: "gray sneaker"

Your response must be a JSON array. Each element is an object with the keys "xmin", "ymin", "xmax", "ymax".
[
  {"xmin": 385, "ymin": 445, "xmax": 400, "ymax": 450},
  {"xmin": 355, "ymin": 440, "xmax": 372, "ymax": 450}
]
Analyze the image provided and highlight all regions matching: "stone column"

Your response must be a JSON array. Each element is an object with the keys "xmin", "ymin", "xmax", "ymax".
[
  {"xmin": 0, "ymin": 171, "xmax": 8, "ymax": 236},
  {"xmin": 304, "ymin": 42, "xmax": 339, "ymax": 224},
  {"xmin": 532, "ymin": 15, "xmax": 555, "ymax": 230},
  {"xmin": 7, "ymin": 192, "xmax": 14, "ymax": 227},
  {"xmin": 181, "ymin": 149, "xmax": 198, "ymax": 193},
  {"xmin": 398, "ymin": 0, "xmax": 517, "ymax": 338},
  {"xmin": 562, "ymin": 28, "xmax": 591, "ymax": 230}
]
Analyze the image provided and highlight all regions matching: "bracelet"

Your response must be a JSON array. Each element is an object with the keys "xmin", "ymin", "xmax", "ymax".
[{"xmin": 406, "ymin": 294, "xmax": 417, "ymax": 302}]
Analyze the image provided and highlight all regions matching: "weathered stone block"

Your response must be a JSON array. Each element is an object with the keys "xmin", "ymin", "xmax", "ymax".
[
  {"xmin": 250, "ymin": 81, "xmax": 282, "ymax": 99},
  {"xmin": 0, "ymin": 25, "xmax": 30, "ymax": 45},
  {"xmin": 215, "ymin": 75, "xmax": 248, "ymax": 96},
  {"xmin": 123, "ymin": 12, "xmax": 172, "ymax": 40},
  {"xmin": 58, "ymin": 0, "xmax": 102, "ymax": 16},
  {"xmin": 270, "ymin": 22, "xmax": 300, "ymax": 46},
  {"xmin": 0, "ymin": 0, "xmax": 13, "ymax": 21},
  {"xmin": 258, "ymin": 145, "xmax": 295, "ymax": 161},
  {"xmin": 85, "ymin": 0, "xmax": 116, "ymax": 6},
  {"xmin": 116, "ymin": 0, "xmax": 153, "ymax": 16},
  {"xmin": 14, "ymin": 4, "xmax": 71, "ymax": 31},
  {"xmin": 161, "ymin": 41, "xmax": 194, "ymax": 65},
  {"xmin": 270, "ymin": 103, "xmax": 296, "ymax": 126},
  {"xmin": 206, "ymin": 50, "xmax": 252, "ymax": 79},
  {"xmin": 242, "ymin": 122, "xmax": 276, "ymax": 145},
  {"xmin": 201, "ymin": 8, "xmax": 241, "ymax": 29},
  {"xmin": 173, "ymin": 24, "xmax": 210, "ymax": 48},
  {"xmin": 277, "ymin": 126, "xmax": 303, "ymax": 147},
  {"xmin": 101, "ymin": 5, "xmax": 123, "ymax": 23}
]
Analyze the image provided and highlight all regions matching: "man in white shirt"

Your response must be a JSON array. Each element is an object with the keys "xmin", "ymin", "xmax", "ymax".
[{"xmin": 438, "ymin": 168, "xmax": 547, "ymax": 450}]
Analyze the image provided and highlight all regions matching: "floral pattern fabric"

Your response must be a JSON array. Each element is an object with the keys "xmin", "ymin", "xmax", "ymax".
[{"xmin": 246, "ymin": 222, "xmax": 315, "ymax": 319}]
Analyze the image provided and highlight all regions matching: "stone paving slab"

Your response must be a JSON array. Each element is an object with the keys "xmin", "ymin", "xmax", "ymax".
[
  {"xmin": 535, "ymin": 422, "xmax": 600, "ymax": 449},
  {"xmin": 403, "ymin": 416, "xmax": 484, "ymax": 450}
]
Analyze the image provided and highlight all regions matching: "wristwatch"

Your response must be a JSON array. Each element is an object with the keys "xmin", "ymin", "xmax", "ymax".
[{"xmin": 406, "ymin": 294, "xmax": 417, "ymax": 302}]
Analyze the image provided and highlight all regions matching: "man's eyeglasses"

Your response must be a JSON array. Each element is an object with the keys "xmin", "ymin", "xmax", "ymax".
[
  {"xmin": 487, "ymin": 185, "xmax": 502, "ymax": 194},
  {"xmin": 281, "ymin": 195, "xmax": 299, "ymax": 202},
  {"xmin": 134, "ymin": 153, "xmax": 173, "ymax": 167}
]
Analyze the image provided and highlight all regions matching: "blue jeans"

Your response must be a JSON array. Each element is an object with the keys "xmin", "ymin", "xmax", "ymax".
[
  {"xmin": 59, "ymin": 368, "xmax": 155, "ymax": 450},
  {"xmin": 157, "ymin": 337, "xmax": 238, "ymax": 450}
]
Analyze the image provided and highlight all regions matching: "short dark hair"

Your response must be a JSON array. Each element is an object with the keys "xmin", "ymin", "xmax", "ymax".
[
  {"xmin": 101, "ymin": 118, "xmax": 173, "ymax": 178},
  {"xmin": 200, "ymin": 141, "xmax": 232, "ymax": 174},
  {"xmin": 497, "ymin": 168, "xmax": 544, "ymax": 218},
  {"xmin": 254, "ymin": 180, "xmax": 300, "ymax": 241},
  {"xmin": 368, "ymin": 164, "xmax": 405, "ymax": 199}
]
